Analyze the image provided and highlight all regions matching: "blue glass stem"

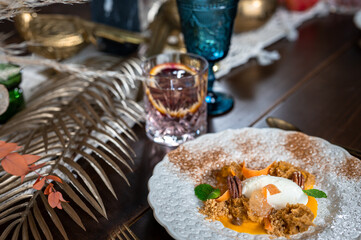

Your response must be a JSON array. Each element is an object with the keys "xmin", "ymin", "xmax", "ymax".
[
  {"xmin": 205, "ymin": 61, "xmax": 234, "ymax": 115},
  {"xmin": 207, "ymin": 61, "xmax": 216, "ymax": 93}
]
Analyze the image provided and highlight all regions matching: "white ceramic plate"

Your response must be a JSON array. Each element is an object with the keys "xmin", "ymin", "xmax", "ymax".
[{"xmin": 148, "ymin": 128, "xmax": 361, "ymax": 240}]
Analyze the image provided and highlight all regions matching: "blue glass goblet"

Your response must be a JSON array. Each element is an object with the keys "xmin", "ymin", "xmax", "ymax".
[{"xmin": 176, "ymin": 0, "xmax": 239, "ymax": 115}]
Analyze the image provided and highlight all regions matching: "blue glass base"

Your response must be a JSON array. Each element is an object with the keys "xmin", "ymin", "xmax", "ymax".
[{"xmin": 206, "ymin": 91, "xmax": 234, "ymax": 116}]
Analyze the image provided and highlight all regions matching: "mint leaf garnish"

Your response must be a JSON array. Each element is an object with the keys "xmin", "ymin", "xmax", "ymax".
[
  {"xmin": 195, "ymin": 184, "xmax": 221, "ymax": 201},
  {"xmin": 207, "ymin": 188, "xmax": 220, "ymax": 199},
  {"xmin": 303, "ymin": 189, "xmax": 327, "ymax": 198}
]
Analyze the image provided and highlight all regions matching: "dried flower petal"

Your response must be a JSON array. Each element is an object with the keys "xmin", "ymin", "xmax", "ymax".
[
  {"xmin": 44, "ymin": 183, "xmax": 54, "ymax": 195},
  {"xmin": 48, "ymin": 191, "xmax": 59, "ymax": 208},
  {"xmin": 46, "ymin": 175, "xmax": 63, "ymax": 183},
  {"xmin": 33, "ymin": 177, "xmax": 46, "ymax": 190},
  {"xmin": 28, "ymin": 163, "xmax": 46, "ymax": 171},
  {"xmin": 0, "ymin": 142, "xmax": 21, "ymax": 159},
  {"xmin": 48, "ymin": 190, "xmax": 67, "ymax": 208},
  {"xmin": 33, "ymin": 176, "xmax": 41, "ymax": 185},
  {"xmin": 56, "ymin": 191, "xmax": 66, "ymax": 202},
  {"xmin": 56, "ymin": 202, "xmax": 63, "ymax": 209},
  {"xmin": 23, "ymin": 154, "xmax": 41, "ymax": 165},
  {"xmin": 1, "ymin": 152, "xmax": 29, "ymax": 176}
]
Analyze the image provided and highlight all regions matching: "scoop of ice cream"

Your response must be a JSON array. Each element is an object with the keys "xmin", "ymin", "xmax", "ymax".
[{"xmin": 242, "ymin": 175, "xmax": 308, "ymax": 210}]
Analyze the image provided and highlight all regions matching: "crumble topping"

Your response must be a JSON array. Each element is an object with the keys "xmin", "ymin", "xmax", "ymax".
[
  {"xmin": 199, "ymin": 199, "xmax": 229, "ymax": 221},
  {"xmin": 267, "ymin": 204, "xmax": 314, "ymax": 237},
  {"xmin": 269, "ymin": 161, "xmax": 315, "ymax": 188}
]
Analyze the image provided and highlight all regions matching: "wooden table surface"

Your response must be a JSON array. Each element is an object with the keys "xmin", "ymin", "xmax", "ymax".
[{"xmin": 1, "ymin": 6, "xmax": 361, "ymax": 240}]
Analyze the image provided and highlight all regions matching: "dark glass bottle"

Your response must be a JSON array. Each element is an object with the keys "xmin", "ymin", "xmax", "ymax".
[
  {"xmin": 91, "ymin": 0, "xmax": 141, "ymax": 55},
  {"xmin": 0, "ymin": 64, "xmax": 25, "ymax": 124}
]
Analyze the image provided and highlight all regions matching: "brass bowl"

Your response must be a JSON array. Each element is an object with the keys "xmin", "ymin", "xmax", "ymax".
[
  {"xmin": 234, "ymin": 0, "xmax": 278, "ymax": 33},
  {"xmin": 14, "ymin": 13, "xmax": 87, "ymax": 60},
  {"xmin": 14, "ymin": 12, "xmax": 146, "ymax": 60}
]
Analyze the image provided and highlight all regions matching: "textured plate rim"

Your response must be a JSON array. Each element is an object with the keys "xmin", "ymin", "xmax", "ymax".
[
  {"xmin": 147, "ymin": 157, "xmax": 181, "ymax": 240},
  {"xmin": 147, "ymin": 127, "xmax": 358, "ymax": 240}
]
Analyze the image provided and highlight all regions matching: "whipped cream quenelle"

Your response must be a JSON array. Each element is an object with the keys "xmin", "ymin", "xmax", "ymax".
[{"xmin": 242, "ymin": 175, "xmax": 308, "ymax": 210}]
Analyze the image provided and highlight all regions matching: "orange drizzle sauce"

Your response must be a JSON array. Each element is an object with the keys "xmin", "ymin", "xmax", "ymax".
[
  {"xmin": 307, "ymin": 196, "xmax": 318, "ymax": 218},
  {"xmin": 219, "ymin": 196, "xmax": 318, "ymax": 235},
  {"xmin": 219, "ymin": 217, "xmax": 267, "ymax": 235}
]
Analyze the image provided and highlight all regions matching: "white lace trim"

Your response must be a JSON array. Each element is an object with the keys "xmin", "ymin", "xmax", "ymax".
[{"xmin": 216, "ymin": 1, "xmax": 329, "ymax": 78}]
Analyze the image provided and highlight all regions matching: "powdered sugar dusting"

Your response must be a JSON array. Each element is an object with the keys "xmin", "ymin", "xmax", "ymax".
[
  {"xmin": 337, "ymin": 156, "xmax": 361, "ymax": 180},
  {"xmin": 168, "ymin": 146, "xmax": 232, "ymax": 184},
  {"xmin": 150, "ymin": 128, "xmax": 361, "ymax": 239}
]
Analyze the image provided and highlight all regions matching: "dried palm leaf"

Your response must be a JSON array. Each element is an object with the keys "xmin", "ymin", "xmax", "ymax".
[
  {"xmin": 0, "ymin": 56, "xmax": 144, "ymax": 239},
  {"xmin": 108, "ymin": 224, "xmax": 139, "ymax": 240},
  {"xmin": 0, "ymin": 0, "xmax": 88, "ymax": 21}
]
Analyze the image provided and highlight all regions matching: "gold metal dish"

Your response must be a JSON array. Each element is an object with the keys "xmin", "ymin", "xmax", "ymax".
[
  {"xmin": 14, "ymin": 12, "xmax": 145, "ymax": 60},
  {"xmin": 234, "ymin": 0, "xmax": 278, "ymax": 33}
]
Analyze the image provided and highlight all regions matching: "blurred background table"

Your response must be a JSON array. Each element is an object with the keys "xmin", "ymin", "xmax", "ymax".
[{"xmin": 1, "ymin": 4, "xmax": 361, "ymax": 240}]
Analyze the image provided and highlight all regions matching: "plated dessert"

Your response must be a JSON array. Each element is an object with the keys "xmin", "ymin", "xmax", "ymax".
[
  {"xmin": 148, "ymin": 128, "xmax": 361, "ymax": 240},
  {"xmin": 195, "ymin": 161, "xmax": 326, "ymax": 237}
]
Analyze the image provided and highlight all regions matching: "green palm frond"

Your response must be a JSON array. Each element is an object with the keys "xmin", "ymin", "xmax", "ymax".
[{"xmin": 0, "ymin": 56, "xmax": 144, "ymax": 240}]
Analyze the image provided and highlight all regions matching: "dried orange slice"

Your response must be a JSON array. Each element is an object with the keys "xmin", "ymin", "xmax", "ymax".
[
  {"xmin": 242, "ymin": 161, "xmax": 275, "ymax": 179},
  {"xmin": 146, "ymin": 63, "xmax": 204, "ymax": 118},
  {"xmin": 262, "ymin": 184, "xmax": 281, "ymax": 198},
  {"xmin": 149, "ymin": 63, "xmax": 196, "ymax": 76},
  {"xmin": 264, "ymin": 217, "xmax": 273, "ymax": 231},
  {"xmin": 216, "ymin": 190, "xmax": 231, "ymax": 202}
]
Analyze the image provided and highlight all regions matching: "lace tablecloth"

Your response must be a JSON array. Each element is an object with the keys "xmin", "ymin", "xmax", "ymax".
[{"xmin": 216, "ymin": 1, "xmax": 329, "ymax": 78}]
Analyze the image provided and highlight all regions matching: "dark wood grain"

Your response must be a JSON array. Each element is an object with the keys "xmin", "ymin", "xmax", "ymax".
[
  {"xmin": 253, "ymin": 39, "xmax": 361, "ymax": 150},
  {"xmin": 209, "ymin": 14, "xmax": 360, "ymax": 132}
]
